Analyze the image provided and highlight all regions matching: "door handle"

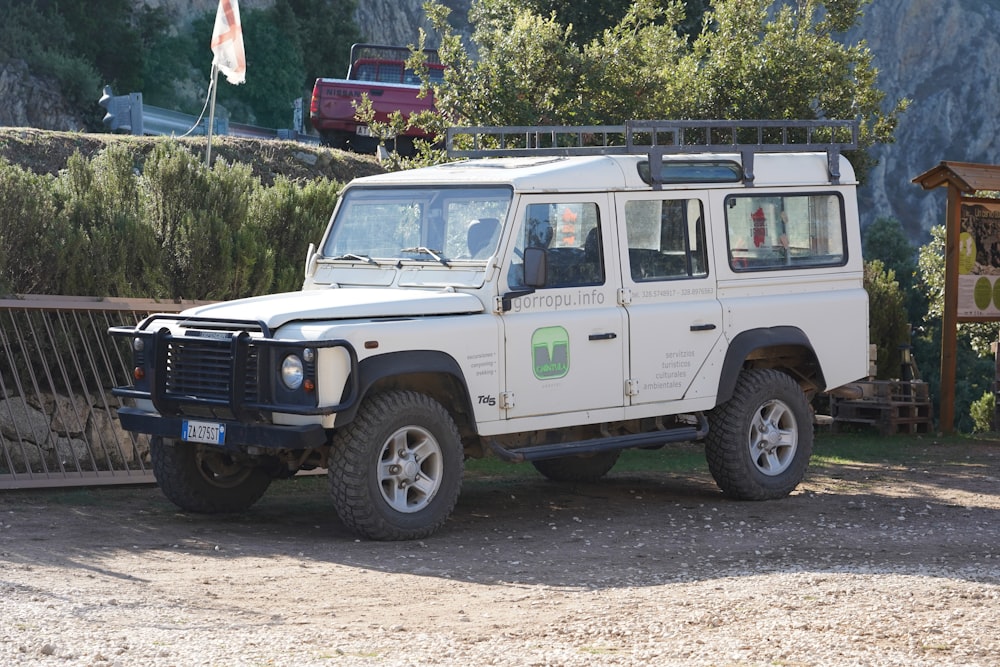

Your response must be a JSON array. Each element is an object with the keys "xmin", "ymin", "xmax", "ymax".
[
  {"xmin": 690, "ymin": 323, "xmax": 717, "ymax": 332},
  {"xmin": 589, "ymin": 332, "xmax": 617, "ymax": 341}
]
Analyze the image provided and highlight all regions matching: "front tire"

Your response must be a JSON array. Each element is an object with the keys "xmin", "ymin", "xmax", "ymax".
[
  {"xmin": 705, "ymin": 369, "xmax": 812, "ymax": 500},
  {"xmin": 150, "ymin": 438, "xmax": 272, "ymax": 513},
  {"xmin": 329, "ymin": 391, "xmax": 464, "ymax": 540}
]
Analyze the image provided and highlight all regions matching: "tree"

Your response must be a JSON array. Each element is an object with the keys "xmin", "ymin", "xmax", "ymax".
[
  {"xmin": 862, "ymin": 216, "xmax": 924, "ymax": 324},
  {"xmin": 287, "ymin": 0, "xmax": 362, "ymax": 89},
  {"xmin": 218, "ymin": 3, "xmax": 306, "ymax": 128},
  {"xmin": 863, "ymin": 260, "xmax": 910, "ymax": 380},
  {"xmin": 472, "ymin": 0, "xmax": 710, "ymax": 44},
  {"xmin": 416, "ymin": 0, "xmax": 906, "ymax": 180},
  {"xmin": 863, "ymin": 217, "xmax": 916, "ymax": 286},
  {"xmin": 55, "ymin": 0, "xmax": 145, "ymax": 93}
]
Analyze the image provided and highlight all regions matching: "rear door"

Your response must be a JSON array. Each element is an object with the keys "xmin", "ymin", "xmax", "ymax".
[{"xmin": 616, "ymin": 192, "xmax": 723, "ymax": 405}]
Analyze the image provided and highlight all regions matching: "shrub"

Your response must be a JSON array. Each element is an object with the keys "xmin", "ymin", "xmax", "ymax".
[
  {"xmin": 864, "ymin": 259, "xmax": 911, "ymax": 379},
  {"xmin": 0, "ymin": 160, "xmax": 68, "ymax": 295},
  {"xmin": 141, "ymin": 141, "xmax": 264, "ymax": 300},
  {"xmin": 54, "ymin": 146, "xmax": 167, "ymax": 298},
  {"xmin": 248, "ymin": 177, "xmax": 339, "ymax": 293},
  {"xmin": 970, "ymin": 390, "xmax": 995, "ymax": 433},
  {"xmin": 1, "ymin": 139, "xmax": 344, "ymax": 302}
]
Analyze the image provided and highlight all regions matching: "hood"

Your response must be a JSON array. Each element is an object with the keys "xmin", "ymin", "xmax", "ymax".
[{"xmin": 182, "ymin": 288, "xmax": 484, "ymax": 330}]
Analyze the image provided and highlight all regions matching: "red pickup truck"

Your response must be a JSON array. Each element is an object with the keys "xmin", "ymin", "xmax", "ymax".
[{"xmin": 309, "ymin": 44, "xmax": 444, "ymax": 156}]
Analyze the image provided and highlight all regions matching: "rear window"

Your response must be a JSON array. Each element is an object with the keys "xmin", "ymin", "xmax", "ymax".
[{"xmin": 725, "ymin": 193, "xmax": 846, "ymax": 271}]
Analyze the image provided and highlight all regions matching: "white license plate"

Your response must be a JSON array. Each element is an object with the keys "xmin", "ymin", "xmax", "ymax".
[
  {"xmin": 355, "ymin": 125, "xmax": 372, "ymax": 137},
  {"xmin": 181, "ymin": 420, "xmax": 226, "ymax": 445}
]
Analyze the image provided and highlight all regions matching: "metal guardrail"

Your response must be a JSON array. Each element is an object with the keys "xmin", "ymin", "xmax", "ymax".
[
  {"xmin": 100, "ymin": 87, "xmax": 318, "ymax": 144},
  {"xmin": 0, "ymin": 296, "xmax": 209, "ymax": 489},
  {"xmin": 142, "ymin": 103, "xmax": 318, "ymax": 144}
]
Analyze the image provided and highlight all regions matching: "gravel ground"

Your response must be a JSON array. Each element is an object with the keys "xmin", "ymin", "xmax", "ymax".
[{"xmin": 1, "ymin": 438, "xmax": 999, "ymax": 666}]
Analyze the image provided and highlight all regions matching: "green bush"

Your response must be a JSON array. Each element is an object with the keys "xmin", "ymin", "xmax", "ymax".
[
  {"xmin": 248, "ymin": 177, "xmax": 339, "ymax": 293},
  {"xmin": 863, "ymin": 259, "xmax": 911, "ymax": 379},
  {"xmin": 54, "ymin": 146, "xmax": 166, "ymax": 298},
  {"xmin": 0, "ymin": 140, "xmax": 341, "ymax": 301},
  {"xmin": 970, "ymin": 390, "xmax": 995, "ymax": 433},
  {"xmin": 142, "ymin": 142, "xmax": 263, "ymax": 300},
  {"xmin": 0, "ymin": 160, "xmax": 68, "ymax": 295}
]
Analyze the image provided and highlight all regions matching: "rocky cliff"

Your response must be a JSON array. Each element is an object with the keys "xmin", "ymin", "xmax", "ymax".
[{"xmin": 849, "ymin": 0, "xmax": 1000, "ymax": 239}]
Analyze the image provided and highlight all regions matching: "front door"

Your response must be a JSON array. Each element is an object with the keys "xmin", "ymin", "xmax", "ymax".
[{"xmin": 500, "ymin": 195, "xmax": 626, "ymax": 420}]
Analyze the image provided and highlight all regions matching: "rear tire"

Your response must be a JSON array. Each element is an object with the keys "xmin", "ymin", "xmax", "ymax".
[
  {"xmin": 319, "ymin": 130, "xmax": 350, "ymax": 150},
  {"xmin": 532, "ymin": 450, "xmax": 620, "ymax": 482},
  {"xmin": 328, "ymin": 391, "xmax": 464, "ymax": 540},
  {"xmin": 150, "ymin": 438, "xmax": 271, "ymax": 513},
  {"xmin": 705, "ymin": 369, "xmax": 812, "ymax": 500}
]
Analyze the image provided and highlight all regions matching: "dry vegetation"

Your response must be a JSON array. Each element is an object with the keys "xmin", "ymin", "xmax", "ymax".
[{"xmin": 0, "ymin": 128, "xmax": 385, "ymax": 185}]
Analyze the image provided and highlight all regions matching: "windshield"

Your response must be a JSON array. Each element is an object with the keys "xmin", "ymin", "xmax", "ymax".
[{"xmin": 323, "ymin": 186, "xmax": 513, "ymax": 264}]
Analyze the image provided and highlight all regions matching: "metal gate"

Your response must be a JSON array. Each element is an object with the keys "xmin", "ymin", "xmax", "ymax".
[{"xmin": 0, "ymin": 296, "xmax": 207, "ymax": 489}]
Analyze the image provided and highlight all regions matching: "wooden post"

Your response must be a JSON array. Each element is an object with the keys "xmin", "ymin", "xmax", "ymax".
[
  {"xmin": 994, "ymin": 337, "xmax": 1000, "ymax": 431},
  {"xmin": 939, "ymin": 185, "xmax": 962, "ymax": 433}
]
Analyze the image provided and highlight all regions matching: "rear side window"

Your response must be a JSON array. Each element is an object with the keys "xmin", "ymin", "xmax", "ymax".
[
  {"xmin": 725, "ymin": 193, "xmax": 846, "ymax": 271},
  {"xmin": 624, "ymin": 198, "xmax": 708, "ymax": 282}
]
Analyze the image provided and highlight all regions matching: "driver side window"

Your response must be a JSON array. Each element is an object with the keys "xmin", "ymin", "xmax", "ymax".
[{"xmin": 508, "ymin": 202, "xmax": 604, "ymax": 289}]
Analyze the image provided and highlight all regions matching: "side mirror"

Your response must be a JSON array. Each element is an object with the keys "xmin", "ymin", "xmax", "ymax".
[{"xmin": 522, "ymin": 246, "xmax": 547, "ymax": 288}]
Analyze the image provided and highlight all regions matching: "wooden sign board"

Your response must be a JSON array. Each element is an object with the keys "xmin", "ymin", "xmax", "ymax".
[{"xmin": 958, "ymin": 197, "xmax": 1000, "ymax": 321}]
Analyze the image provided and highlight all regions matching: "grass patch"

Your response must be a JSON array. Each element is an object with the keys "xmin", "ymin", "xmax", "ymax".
[
  {"xmin": 464, "ymin": 431, "xmax": 999, "ymax": 481},
  {"xmin": 812, "ymin": 431, "xmax": 996, "ymax": 468}
]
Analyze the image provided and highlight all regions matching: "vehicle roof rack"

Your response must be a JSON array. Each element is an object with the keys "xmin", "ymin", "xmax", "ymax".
[
  {"xmin": 446, "ymin": 119, "xmax": 859, "ymax": 186},
  {"xmin": 348, "ymin": 43, "xmax": 440, "ymax": 65}
]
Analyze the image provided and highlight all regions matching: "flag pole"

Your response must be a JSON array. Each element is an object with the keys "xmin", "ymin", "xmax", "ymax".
[{"xmin": 205, "ymin": 64, "xmax": 219, "ymax": 166}]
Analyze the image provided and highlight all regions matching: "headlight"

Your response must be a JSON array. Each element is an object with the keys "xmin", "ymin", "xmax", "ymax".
[{"xmin": 280, "ymin": 354, "xmax": 305, "ymax": 390}]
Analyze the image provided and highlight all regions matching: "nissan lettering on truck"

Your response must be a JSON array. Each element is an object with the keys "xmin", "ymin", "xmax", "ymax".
[{"xmin": 110, "ymin": 119, "xmax": 870, "ymax": 541}]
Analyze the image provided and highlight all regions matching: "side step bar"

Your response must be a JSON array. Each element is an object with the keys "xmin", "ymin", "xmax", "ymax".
[{"xmin": 488, "ymin": 415, "xmax": 709, "ymax": 463}]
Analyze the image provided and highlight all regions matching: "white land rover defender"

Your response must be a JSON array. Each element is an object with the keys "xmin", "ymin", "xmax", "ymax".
[{"xmin": 111, "ymin": 120, "xmax": 869, "ymax": 540}]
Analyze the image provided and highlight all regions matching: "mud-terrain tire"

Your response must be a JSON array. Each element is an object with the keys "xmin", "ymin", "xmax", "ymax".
[
  {"xmin": 150, "ymin": 438, "xmax": 272, "ymax": 513},
  {"xmin": 532, "ymin": 450, "xmax": 621, "ymax": 482},
  {"xmin": 705, "ymin": 369, "xmax": 812, "ymax": 500},
  {"xmin": 328, "ymin": 391, "xmax": 464, "ymax": 540}
]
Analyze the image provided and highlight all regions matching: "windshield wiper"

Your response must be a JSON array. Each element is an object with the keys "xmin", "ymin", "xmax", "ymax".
[
  {"xmin": 332, "ymin": 253, "xmax": 377, "ymax": 265},
  {"xmin": 400, "ymin": 247, "xmax": 449, "ymax": 266}
]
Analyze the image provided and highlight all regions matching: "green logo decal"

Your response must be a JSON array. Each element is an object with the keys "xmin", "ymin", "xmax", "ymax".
[{"xmin": 532, "ymin": 326, "xmax": 570, "ymax": 379}]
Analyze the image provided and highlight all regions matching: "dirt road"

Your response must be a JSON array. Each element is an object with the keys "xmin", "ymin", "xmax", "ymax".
[{"xmin": 1, "ymin": 439, "xmax": 999, "ymax": 666}]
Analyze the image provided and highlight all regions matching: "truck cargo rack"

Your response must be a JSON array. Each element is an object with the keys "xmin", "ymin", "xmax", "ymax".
[{"xmin": 446, "ymin": 119, "xmax": 859, "ymax": 185}]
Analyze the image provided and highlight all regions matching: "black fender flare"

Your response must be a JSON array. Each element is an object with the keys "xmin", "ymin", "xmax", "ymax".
[
  {"xmin": 333, "ymin": 350, "xmax": 473, "ymax": 427},
  {"xmin": 715, "ymin": 327, "xmax": 822, "ymax": 404}
]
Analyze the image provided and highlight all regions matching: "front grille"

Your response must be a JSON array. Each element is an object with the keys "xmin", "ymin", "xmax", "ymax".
[{"xmin": 164, "ymin": 338, "xmax": 259, "ymax": 405}]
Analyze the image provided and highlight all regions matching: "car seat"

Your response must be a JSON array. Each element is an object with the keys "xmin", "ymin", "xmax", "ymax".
[{"xmin": 467, "ymin": 218, "xmax": 501, "ymax": 258}]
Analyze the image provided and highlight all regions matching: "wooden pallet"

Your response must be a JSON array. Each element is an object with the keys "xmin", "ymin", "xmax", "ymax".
[{"xmin": 829, "ymin": 380, "xmax": 934, "ymax": 435}]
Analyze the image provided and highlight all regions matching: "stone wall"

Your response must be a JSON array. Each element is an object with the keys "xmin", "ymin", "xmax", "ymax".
[
  {"xmin": 0, "ymin": 393, "xmax": 147, "ymax": 477},
  {"xmin": 0, "ymin": 300, "xmax": 166, "ymax": 486}
]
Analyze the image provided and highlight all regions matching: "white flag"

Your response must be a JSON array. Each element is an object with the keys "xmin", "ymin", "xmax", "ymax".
[{"xmin": 211, "ymin": 0, "xmax": 246, "ymax": 85}]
